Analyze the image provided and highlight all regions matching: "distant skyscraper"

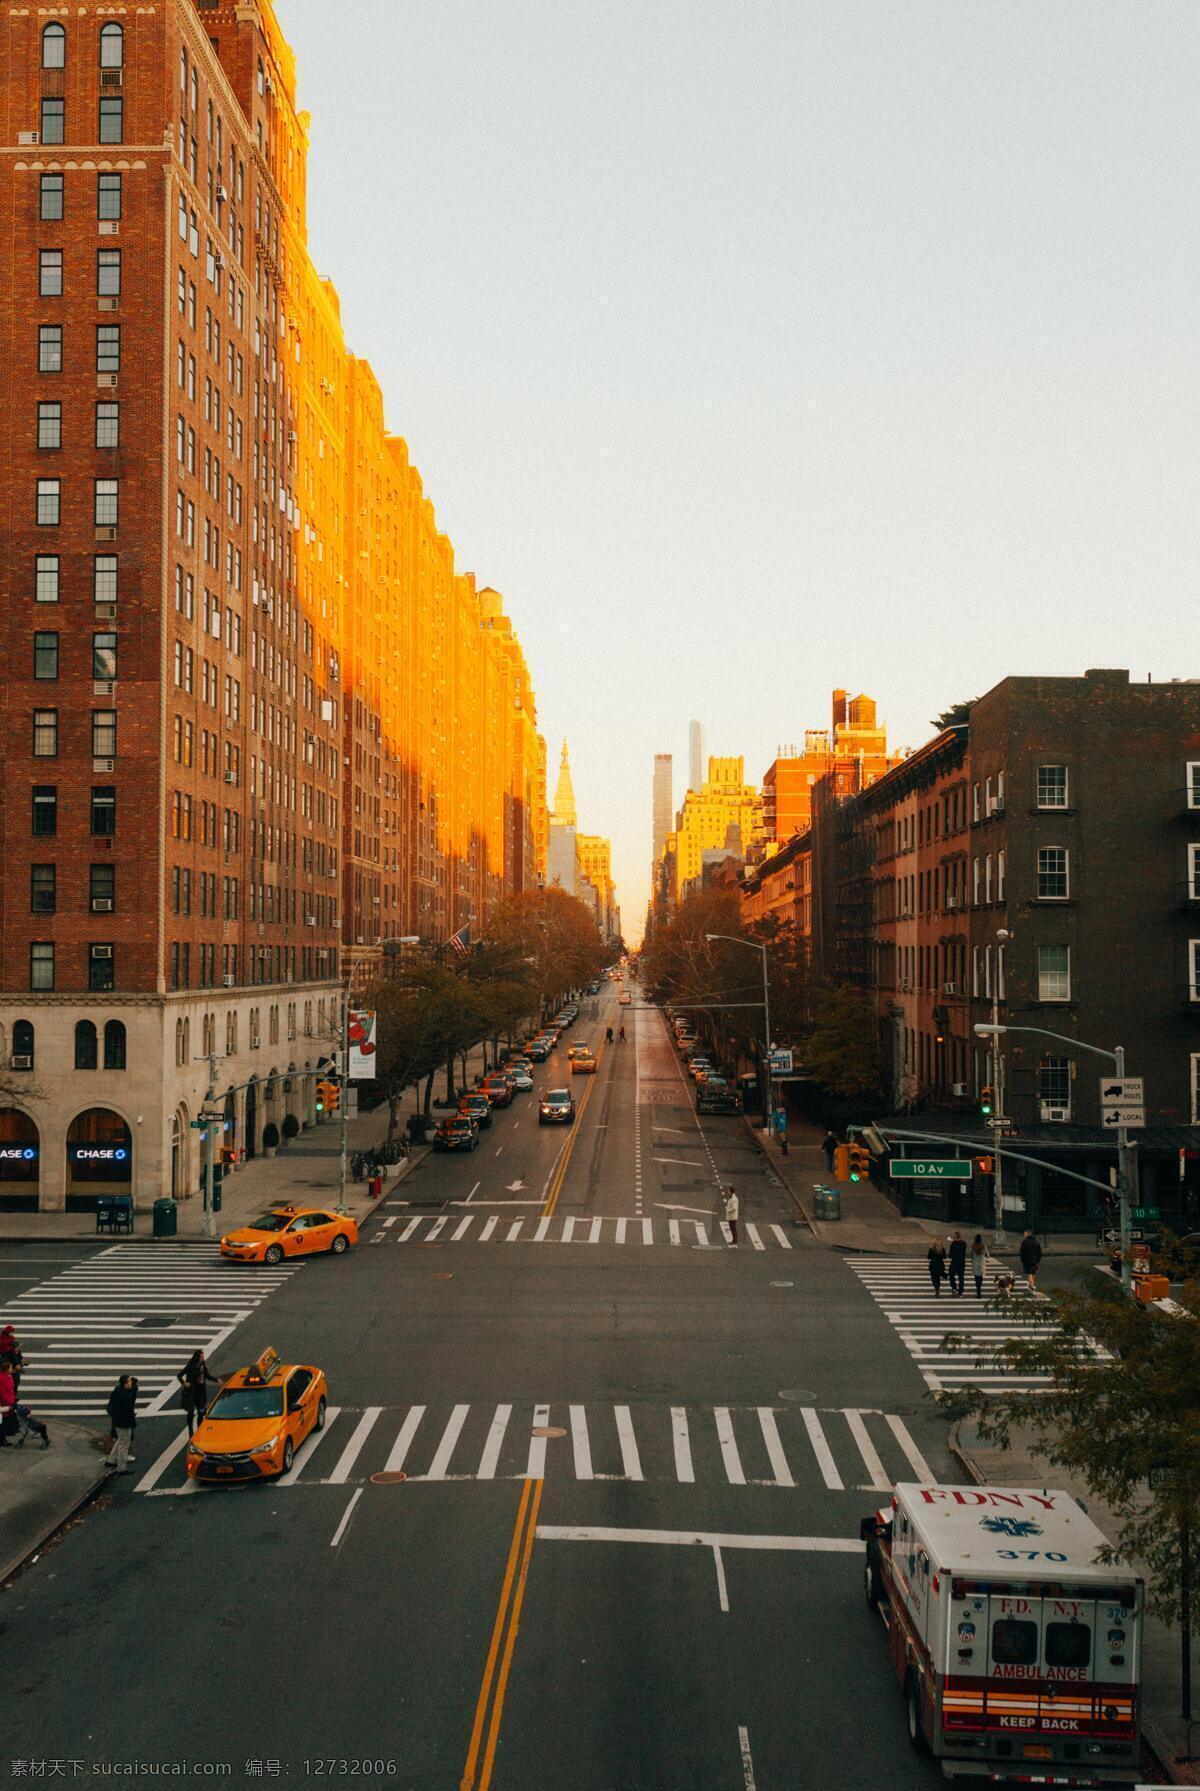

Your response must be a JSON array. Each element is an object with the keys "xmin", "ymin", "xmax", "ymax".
[
  {"xmin": 652, "ymin": 754, "xmax": 673, "ymax": 863},
  {"xmin": 688, "ymin": 721, "xmax": 705, "ymax": 793},
  {"xmin": 552, "ymin": 739, "xmax": 577, "ymax": 826}
]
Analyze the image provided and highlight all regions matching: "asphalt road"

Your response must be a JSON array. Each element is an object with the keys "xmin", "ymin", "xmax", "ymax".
[{"xmin": 2, "ymin": 989, "xmax": 958, "ymax": 1791}]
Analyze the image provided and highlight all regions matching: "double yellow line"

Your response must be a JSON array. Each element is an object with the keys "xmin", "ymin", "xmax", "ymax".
[
  {"xmin": 460, "ymin": 1478, "xmax": 544, "ymax": 1791},
  {"xmin": 541, "ymin": 1034, "xmax": 609, "ymax": 1218}
]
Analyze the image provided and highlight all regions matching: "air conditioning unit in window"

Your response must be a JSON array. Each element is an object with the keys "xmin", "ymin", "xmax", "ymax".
[
  {"xmin": 18, "ymin": 132, "xmax": 39, "ymax": 146},
  {"xmin": 98, "ymin": 297, "xmax": 119, "ymax": 313},
  {"xmin": 92, "ymin": 945, "xmax": 113, "ymax": 960},
  {"xmin": 93, "ymin": 679, "xmax": 115, "ymax": 697},
  {"xmin": 951, "ymin": 1082, "xmax": 966, "ymax": 1097},
  {"xmin": 946, "ymin": 894, "xmax": 959, "ymax": 910},
  {"xmin": 943, "ymin": 981, "xmax": 958, "ymax": 995},
  {"xmin": 1041, "ymin": 1105, "xmax": 1070, "ymax": 1123},
  {"xmin": 96, "ymin": 527, "xmax": 118, "ymax": 542},
  {"xmin": 95, "ymin": 604, "xmax": 117, "ymax": 621},
  {"xmin": 11, "ymin": 1055, "xmax": 33, "ymax": 1072},
  {"xmin": 250, "ymin": 1035, "xmax": 260, "ymax": 1050},
  {"xmin": 222, "ymin": 974, "xmax": 236, "ymax": 987},
  {"xmin": 93, "ymin": 757, "xmax": 115, "ymax": 773},
  {"xmin": 92, "ymin": 898, "xmax": 114, "ymax": 913},
  {"xmin": 98, "ymin": 221, "xmax": 120, "ymax": 237},
  {"xmin": 100, "ymin": 69, "xmax": 123, "ymax": 88},
  {"xmin": 224, "ymin": 770, "xmax": 235, "ymax": 785},
  {"xmin": 97, "ymin": 374, "xmax": 118, "ymax": 390},
  {"xmin": 305, "ymin": 914, "xmax": 316, "ymax": 926}
]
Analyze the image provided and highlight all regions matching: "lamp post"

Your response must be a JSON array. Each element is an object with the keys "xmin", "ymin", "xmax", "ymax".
[
  {"xmin": 706, "ymin": 933, "xmax": 773, "ymax": 1135},
  {"xmin": 987, "ymin": 930, "xmax": 1010, "ymax": 1246},
  {"xmin": 339, "ymin": 937, "xmax": 420, "ymax": 1213},
  {"xmin": 975, "ymin": 1022, "xmax": 1137, "ymax": 1288}
]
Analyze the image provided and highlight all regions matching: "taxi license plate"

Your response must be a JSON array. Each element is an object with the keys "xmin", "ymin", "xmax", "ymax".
[
  {"xmin": 217, "ymin": 1465, "xmax": 233, "ymax": 1475},
  {"xmin": 1023, "ymin": 1745, "xmax": 1053, "ymax": 1760}
]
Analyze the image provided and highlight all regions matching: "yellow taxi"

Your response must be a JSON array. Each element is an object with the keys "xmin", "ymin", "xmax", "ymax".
[
  {"xmin": 185, "ymin": 1347, "xmax": 327, "ymax": 1482},
  {"xmin": 219, "ymin": 1203, "xmax": 359, "ymax": 1264},
  {"xmin": 570, "ymin": 1050, "xmax": 598, "ymax": 1075}
]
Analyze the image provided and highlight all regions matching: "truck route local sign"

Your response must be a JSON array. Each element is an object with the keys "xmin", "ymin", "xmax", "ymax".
[{"xmin": 890, "ymin": 1159, "xmax": 973, "ymax": 1179}]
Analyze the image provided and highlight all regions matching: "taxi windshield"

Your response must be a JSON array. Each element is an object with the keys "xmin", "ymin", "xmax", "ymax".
[
  {"xmin": 208, "ymin": 1386, "xmax": 284, "ymax": 1419},
  {"xmin": 249, "ymin": 1212, "xmax": 292, "ymax": 1232}
]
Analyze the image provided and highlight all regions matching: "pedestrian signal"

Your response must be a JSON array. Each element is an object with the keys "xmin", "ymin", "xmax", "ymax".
[
  {"xmin": 978, "ymin": 1157, "xmax": 994, "ymax": 1175},
  {"xmin": 833, "ymin": 1144, "xmax": 851, "ymax": 1181},
  {"xmin": 848, "ymin": 1143, "xmax": 870, "ymax": 1182}
]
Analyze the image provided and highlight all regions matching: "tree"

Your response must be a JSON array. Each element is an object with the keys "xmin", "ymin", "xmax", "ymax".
[
  {"xmin": 930, "ymin": 698, "xmax": 976, "ymax": 731},
  {"xmin": 803, "ymin": 985, "xmax": 881, "ymax": 1099},
  {"xmin": 940, "ymin": 1274, "xmax": 1200, "ymax": 1719}
]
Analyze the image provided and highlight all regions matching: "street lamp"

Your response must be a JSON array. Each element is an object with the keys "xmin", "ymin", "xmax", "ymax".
[
  {"xmin": 706, "ymin": 933, "xmax": 773, "ymax": 1136},
  {"xmin": 974, "ymin": 1021, "xmax": 1137, "ymax": 1287}
]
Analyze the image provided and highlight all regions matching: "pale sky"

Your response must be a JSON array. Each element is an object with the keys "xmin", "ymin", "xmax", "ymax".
[{"xmin": 281, "ymin": 0, "xmax": 1200, "ymax": 941}]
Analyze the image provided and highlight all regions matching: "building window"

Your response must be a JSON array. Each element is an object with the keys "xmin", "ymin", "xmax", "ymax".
[
  {"xmin": 12, "ymin": 1020, "xmax": 35, "ymax": 1070},
  {"xmin": 94, "ymin": 479, "xmax": 118, "ymax": 527},
  {"xmin": 37, "ymin": 401, "xmax": 62, "ymax": 449},
  {"xmin": 40, "ymin": 173, "xmax": 64, "ymax": 221},
  {"xmin": 41, "ymin": 98, "xmax": 65, "ymax": 145},
  {"xmin": 1188, "ymin": 764, "xmax": 1200, "ymax": 811},
  {"xmin": 91, "ymin": 787, "xmax": 116, "ymax": 835},
  {"xmin": 35, "ymin": 555, "xmax": 60, "ymax": 602},
  {"xmin": 1038, "ymin": 1056, "xmax": 1071, "ymax": 1111},
  {"xmin": 92, "ymin": 632, "xmax": 117, "ymax": 680},
  {"xmin": 1190, "ymin": 941, "xmax": 1200, "ymax": 1005},
  {"xmin": 98, "ymin": 97, "xmax": 123, "ymax": 144},
  {"xmin": 1037, "ymin": 847, "xmax": 1069, "ymax": 900},
  {"xmin": 36, "ymin": 479, "xmax": 60, "ymax": 526},
  {"xmin": 90, "ymin": 863, "xmax": 115, "ymax": 911},
  {"xmin": 1037, "ymin": 764, "xmax": 1069, "ymax": 809},
  {"xmin": 30, "ymin": 943, "xmax": 55, "ymax": 992},
  {"xmin": 97, "ymin": 250, "xmax": 121, "ymax": 297},
  {"xmin": 99, "ymin": 22, "xmax": 124, "ymax": 67},
  {"xmin": 1037, "ymin": 943, "xmax": 1071, "ymax": 1003},
  {"xmin": 97, "ymin": 172, "xmax": 122, "ymax": 221},
  {"xmin": 1190, "ymin": 843, "xmax": 1200, "ymax": 903},
  {"xmin": 39, "ymin": 250, "xmax": 63, "ymax": 298},
  {"xmin": 94, "ymin": 555, "xmax": 118, "ymax": 602},
  {"xmin": 32, "ymin": 710, "xmax": 58, "ymax": 757},
  {"xmin": 88, "ymin": 944, "xmax": 114, "ymax": 992},
  {"xmin": 103, "ymin": 1020, "xmax": 126, "ymax": 1070},
  {"xmin": 96, "ymin": 325, "xmax": 120, "ymax": 373},
  {"xmin": 997, "ymin": 847, "xmax": 1006, "ymax": 901},
  {"xmin": 33, "ymin": 633, "xmax": 59, "ymax": 680},
  {"xmin": 75, "ymin": 1020, "xmax": 98, "ymax": 1071},
  {"xmin": 42, "ymin": 22, "xmax": 66, "ymax": 68},
  {"xmin": 92, "ymin": 710, "xmax": 117, "ymax": 758},
  {"xmin": 1192, "ymin": 1054, "xmax": 1200, "ymax": 1125},
  {"xmin": 38, "ymin": 326, "xmax": 63, "ymax": 374},
  {"xmin": 95, "ymin": 402, "xmax": 119, "ymax": 449},
  {"xmin": 32, "ymin": 787, "xmax": 57, "ymax": 836},
  {"xmin": 30, "ymin": 864, "xmax": 56, "ymax": 915}
]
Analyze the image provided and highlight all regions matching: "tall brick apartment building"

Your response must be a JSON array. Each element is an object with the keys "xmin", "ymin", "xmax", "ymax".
[{"xmin": 0, "ymin": 2, "xmax": 549, "ymax": 1211}]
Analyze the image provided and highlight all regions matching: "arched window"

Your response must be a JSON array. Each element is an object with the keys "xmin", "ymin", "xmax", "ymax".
[
  {"xmin": 42, "ymin": 23, "xmax": 66, "ymax": 69},
  {"xmin": 175, "ymin": 1017, "xmax": 185, "ymax": 1066},
  {"xmin": 75, "ymin": 1021, "xmax": 98, "ymax": 1071},
  {"xmin": 99, "ymin": 23, "xmax": 123, "ymax": 68},
  {"xmin": 12, "ymin": 1020, "xmax": 35, "ymax": 1069},
  {"xmin": 103, "ymin": 1020, "xmax": 126, "ymax": 1070},
  {"xmin": 182, "ymin": 1016, "xmax": 190, "ymax": 1064}
]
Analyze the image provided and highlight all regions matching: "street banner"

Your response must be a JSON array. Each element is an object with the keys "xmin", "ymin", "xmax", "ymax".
[{"xmin": 348, "ymin": 1009, "xmax": 377, "ymax": 1081}]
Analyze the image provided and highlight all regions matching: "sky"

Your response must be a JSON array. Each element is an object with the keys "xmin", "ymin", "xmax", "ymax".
[{"xmin": 280, "ymin": 0, "xmax": 1199, "ymax": 941}]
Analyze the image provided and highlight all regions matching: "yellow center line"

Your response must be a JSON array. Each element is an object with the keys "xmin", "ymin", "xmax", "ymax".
[
  {"xmin": 478, "ymin": 1477, "xmax": 544, "ymax": 1790},
  {"xmin": 543, "ymin": 1035, "xmax": 609, "ymax": 1218},
  {"xmin": 460, "ymin": 1479, "xmax": 534, "ymax": 1791}
]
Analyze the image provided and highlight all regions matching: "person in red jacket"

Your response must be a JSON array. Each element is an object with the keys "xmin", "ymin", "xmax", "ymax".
[{"xmin": 0, "ymin": 1365, "xmax": 15, "ymax": 1447}]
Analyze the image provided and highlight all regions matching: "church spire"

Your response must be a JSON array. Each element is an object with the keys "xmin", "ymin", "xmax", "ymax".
[{"xmin": 552, "ymin": 739, "xmax": 577, "ymax": 826}]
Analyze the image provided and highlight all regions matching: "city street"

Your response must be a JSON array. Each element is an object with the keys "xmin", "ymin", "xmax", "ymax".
[{"xmin": 0, "ymin": 995, "xmax": 973, "ymax": 1788}]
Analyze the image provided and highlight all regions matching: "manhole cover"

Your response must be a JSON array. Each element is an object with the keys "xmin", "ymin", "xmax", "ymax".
[
  {"xmin": 530, "ymin": 1426, "xmax": 566, "ymax": 1438},
  {"xmin": 770, "ymin": 1281, "xmax": 794, "ymax": 1288},
  {"xmin": 136, "ymin": 1316, "xmax": 176, "ymax": 1329},
  {"xmin": 370, "ymin": 1471, "xmax": 408, "ymax": 1485},
  {"xmin": 777, "ymin": 1388, "xmax": 817, "ymax": 1402},
  {"xmin": 431, "ymin": 1272, "xmax": 453, "ymax": 1280}
]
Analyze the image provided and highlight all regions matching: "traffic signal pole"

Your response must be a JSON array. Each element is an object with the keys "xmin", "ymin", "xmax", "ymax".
[
  {"xmin": 990, "ymin": 974, "xmax": 1005, "ymax": 1247},
  {"xmin": 337, "ymin": 985, "xmax": 350, "ymax": 1217}
]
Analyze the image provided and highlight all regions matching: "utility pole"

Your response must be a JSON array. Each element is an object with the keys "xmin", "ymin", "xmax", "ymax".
[
  {"xmin": 990, "ymin": 930, "xmax": 1009, "ymax": 1246},
  {"xmin": 1113, "ymin": 1044, "xmax": 1138, "ymax": 1292},
  {"xmin": 201, "ymin": 1048, "xmax": 220, "ymax": 1241},
  {"xmin": 760, "ymin": 942, "xmax": 774, "ymax": 1140},
  {"xmin": 338, "ymin": 983, "xmax": 350, "ymax": 1217}
]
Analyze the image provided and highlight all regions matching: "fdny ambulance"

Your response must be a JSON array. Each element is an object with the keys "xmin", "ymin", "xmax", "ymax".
[{"xmin": 860, "ymin": 1484, "xmax": 1143, "ymax": 1785}]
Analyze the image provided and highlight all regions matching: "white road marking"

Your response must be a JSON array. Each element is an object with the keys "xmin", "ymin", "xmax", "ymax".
[
  {"xmin": 278, "ymin": 1407, "xmax": 343, "ymax": 1486},
  {"xmin": 768, "ymin": 1224, "xmax": 792, "ymax": 1249},
  {"xmin": 425, "ymin": 1216, "xmax": 448, "ymax": 1241},
  {"xmin": 570, "ymin": 1405, "xmax": 594, "ymax": 1479},
  {"xmin": 452, "ymin": 1216, "xmax": 474, "ymax": 1241},
  {"xmin": 382, "ymin": 1216, "xmax": 397, "ymax": 1230},
  {"xmin": 885, "ymin": 1412, "xmax": 935, "ymax": 1483},
  {"xmin": 399, "ymin": 1217, "xmax": 423, "ymax": 1241},
  {"xmin": 507, "ymin": 1220, "xmax": 524, "ymax": 1240},
  {"xmin": 653, "ymin": 1157, "xmax": 704, "ymax": 1167},
  {"xmin": 655, "ymin": 1203, "xmax": 711, "ymax": 1215},
  {"xmin": 586, "ymin": 1217, "xmax": 602, "ymax": 1243},
  {"xmin": 800, "ymin": 1408, "xmax": 843, "ymax": 1491},
  {"xmin": 479, "ymin": 1216, "xmax": 499, "ymax": 1241},
  {"xmin": 326, "ymin": 1407, "xmax": 382, "ymax": 1485},
  {"xmin": 615, "ymin": 1218, "xmax": 627, "ymax": 1244},
  {"xmin": 738, "ymin": 1724, "xmax": 757, "ymax": 1791},
  {"xmin": 745, "ymin": 1223, "xmax": 765, "ymax": 1251},
  {"xmin": 525, "ymin": 1402, "xmax": 550, "ymax": 1478},
  {"xmin": 135, "ymin": 1425, "xmax": 191, "ymax": 1494},
  {"xmin": 614, "ymin": 1405, "xmax": 643, "ymax": 1481},
  {"xmin": 669, "ymin": 1220, "xmax": 681, "ymax": 1247},
  {"xmin": 330, "ymin": 1487, "xmax": 362, "ymax": 1548},
  {"xmin": 642, "ymin": 1219, "xmax": 653, "ymax": 1245},
  {"xmin": 535, "ymin": 1525, "xmax": 862, "ymax": 1554},
  {"xmin": 714, "ymin": 1407, "xmax": 745, "ymax": 1485},
  {"xmin": 844, "ymin": 1408, "xmax": 890, "ymax": 1490},
  {"xmin": 757, "ymin": 1408, "xmax": 794, "ymax": 1487},
  {"xmin": 383, "ymin": 1405, "xmax": 425, "ymax": 1473},
  {"xmin": 671, "ymin": 1407, "xmax": 694, "ymax": 1483},
  {"xmin": 477, "ymin": 1404, "xmax": 512, "ymax": 1478},
  {"xmin": 713, "ymin": 1544, "xmax": 730, "ymax": 1613},
  {"xmin": 533, "ymin": 1217, "xmax": 551, "ymax": 1243},
  {"xmin": 423, "ymin": 1403, "xmax": 470, "ymax": 1480}
]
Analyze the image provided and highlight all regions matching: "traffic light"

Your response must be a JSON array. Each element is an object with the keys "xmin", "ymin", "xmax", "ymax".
[
  {"xmin": 315, "ymin": 1083, "xmax": 326, "ymax": 1116},
  {"xmin": 323, "ymin": 1079, "xmax": 341, "ymax": 1117},
  {"xmin": 848, "ymin": 1143, "xmax": 870, "ymax": 1182},
  {"xmin": 212, "ymin": 1160, "xmax": 223, "ymax": 1213},
  {"xmin": 833, "ymin": 1144, "xmax": 851, "ymax": 1182},
  {"xmin": 980, "ymin": 1086, "xmax": 993, "ymax": 1117},
  {"xmin": 977, "ymin": 1157, "xmax": 994, "ymax": 1176}
]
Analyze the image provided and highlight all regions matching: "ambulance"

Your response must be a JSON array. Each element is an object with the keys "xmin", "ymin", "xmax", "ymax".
[{"xmin": 860, "ymin": 1484, "xmax": 1143, "ymax": 1784}]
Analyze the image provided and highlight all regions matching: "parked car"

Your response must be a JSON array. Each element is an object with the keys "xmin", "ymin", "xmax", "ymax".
[
  {"xmin": 527, "ymin": 1038, "xmax": 551, "ymax": 1062},
  {"xmin": 697, "ymin": 1077, "xmax": 740, "ymax": 1115},
  {"xmin": 539, "ymin": 1088, "xmax": 576, "ymax": 1125},
  {"xmin": 457, "ymin": 1093, "xmax": 492, "ymax": 1129},
  {"xmin": 481, "ymin": 1074, "xmax": 514, "ymax": 1108},
  {"xmin": 510, "ymin": 1068, "xmax": 534, "ymax": 1092},
  {"xmin": 433, "ymin": 1116, "xmax": 479, "ymax": 1152}
]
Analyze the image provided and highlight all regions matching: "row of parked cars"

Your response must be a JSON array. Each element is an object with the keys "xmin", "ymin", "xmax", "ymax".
[
  {"xmin": 431, "ymin": 1005, "xmax": 585, "ymax": 1150},
  {"xmin": 663, "ymin": 1009, "xmax": 741, "ymax": 1116}
]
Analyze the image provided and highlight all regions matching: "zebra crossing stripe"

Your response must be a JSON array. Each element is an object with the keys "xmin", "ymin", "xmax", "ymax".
[
  {"xmin": 377, "ymin": 1213, "xmax": 802, "ymax": 1249},
  {"xmin": 477, "ymin": 1404, "xmax": 511, "ymax": 1478},
  {"xmin": 328, "ymin": 1407, "xmax": 383, "ymax": 1484},
  {"xmin": 423, "ymin": 1404, "xmax": 470, "ymax": 1480},
  {"xmin": 800, "ymin": 1407, "xmax": 843, "ymax": 1491},
  {"xmin": 570, "ymin": 1405, "xmax": 594, "ymax": 1480},
  {"xmin": 714, "ymin": 1407, "xmax": 745, "ymax": 1486},
  {"xmin": 615, "ymin": 1405, "xmax": 643, "ymax": 1481},
  {"xmin": 384, "ymin": 1404, "xmax": 424, "ymax": 1473},
  {"xmin": 843, "ymin": 1409, "xmax": 889, "ymax": 1491},
  {"xmin": 526, "ymin": 1403, "xmax": 550, "ymax": 1477},
  {"xmin": 757, "ymin": 1407, "xmax": 794, "ymax": 1488},
  {"xmin": 671, "ymin": 1407, "xmax": 694, "ymax": 1483}
]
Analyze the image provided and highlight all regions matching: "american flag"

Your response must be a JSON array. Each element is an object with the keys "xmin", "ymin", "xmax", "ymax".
[{"xmin": 449, "ymin": 924, "xmax": 471, "ymax": 962}]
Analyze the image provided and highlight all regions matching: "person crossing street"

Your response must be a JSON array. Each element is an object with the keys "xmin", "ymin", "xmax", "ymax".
[
  {"xmin": 1019, "ymin": 1229, "xmax": 1043, "ymax": 1290},
  {"xmin": 723, "ymin": 1185, "xmax": 739, "ymax": 1247},
  {"xmin": 947, "ymin": 1231, "xmax": 967, "ymax": 1296}
]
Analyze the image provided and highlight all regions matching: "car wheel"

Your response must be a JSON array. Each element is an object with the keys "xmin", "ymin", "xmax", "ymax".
[
  {"xmin": 264, "ymin": 1244, "xmax": 284, "ymax": 1265},
  {"xmin": 330, "ymin": 1233, "xmax": 349, "ymax": 1255},
  {"xmin": 281, "ymin": 1436, "xmax": 295, "ymax": 1474},
  {"xmin": 905, "ymin": 1674, "xmax": 928, "ymax": 1754},
  {"xmin": 315, "ymin": 1397, "xmax": 327, "ymax": 1431}
]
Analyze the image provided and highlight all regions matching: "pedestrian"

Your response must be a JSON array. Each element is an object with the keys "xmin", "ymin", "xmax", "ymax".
[
  {"xmin": 0, "ymin": 1361, "xmax": 16, "ymax": 1448},
  {"xmin": 1019, "ymin": 1229, "xmax": 1043, "ymax": 1290},
  {"xmin": 821, "ymin": 1131, "xmax": 838, "ymax": 1172},
  {"xmin": 177, "ymin": 1350, "xmax": 215, "ymax": 1438},
  {"xmin": 723, "ymin": 1186, "xmax": 740, "ymax": 1247},
  {"xmin": 605, "ymin": 1027, "xmax": 614, "ymax": 1045},
  {"xmin": 971, "ymin": 1233, "xmax": 986, "ymax": 1299},
  {"xmin": 371, "ymin": 1171, "xmax": 383, "ymax": 1201},
  {"xmin": 948, "ymin": 1231, "xmax": 967, "ymax": 1297},
  {"xmin": 618, "ymin": 1025, "xmax": 626, "ymax": 1042},
  {"xmin": 927, "ymin": 1239, "xmax": 947, "ymax": 1296},
  {"xmin": 0, "ymin": 1324, "xmax": 25, "ymax": 1396},
  {"xmin": 105, "ymin": 1373, "xmax": 138, "ymax": 1473}
]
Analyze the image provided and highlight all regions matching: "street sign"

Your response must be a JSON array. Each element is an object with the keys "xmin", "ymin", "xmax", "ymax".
[
  {"xmin": 1132, "ymin": 1205, "xmax": 1160, "ymax": 1221},
  {"xmin": 990, "ymin": 1116, "xmax": 1018, "ymax": 1135},
  {"xmin": 1100, "ymin": 1077, "xmax": 1144, "ymax": 1105},
  {"xmin": 1101, "ymin": 1105, "xmax": 1145, "ymax": 1129},
  {"xmin": 768, "ymin": 1048, "xmax": 794, "ymax": 1075},
  {"xmin": 890, "ymin": 1159, "xmax": 973, "ymax": 1180}
]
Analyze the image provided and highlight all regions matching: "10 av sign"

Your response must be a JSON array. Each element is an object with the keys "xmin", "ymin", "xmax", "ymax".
[{"xmin": 890, "ymin": 1159, "xmax": 973, "ymax": 1180}]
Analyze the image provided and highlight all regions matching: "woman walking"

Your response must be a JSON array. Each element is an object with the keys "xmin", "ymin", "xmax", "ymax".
[
  {"xmin": 971, "ymin": 1234, "xmax": 986, "ymax": 1298},
  {"xmin": 177, "ymin": 1350, "xmax": 215, "ymax": 1437},
  {"xmin": 927, "ymin": 1239, "xmax": 947, "ymax": 1296}
]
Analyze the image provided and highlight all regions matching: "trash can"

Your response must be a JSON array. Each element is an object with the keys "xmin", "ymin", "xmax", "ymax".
[
  {"xmin": 153, "ymin": 1197, "xmax": 177, "ymax": 1239},
  {"xmin": 812, "ymin": 1187, "xmax": 828, "ymax": 1220},
  {"xmin": 824, "ymin": 1189, "xmax": 842, "ymax": 1222}
]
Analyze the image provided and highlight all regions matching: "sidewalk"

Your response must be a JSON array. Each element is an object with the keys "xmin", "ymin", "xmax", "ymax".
[
  {"xmin": 0, "ymin": 1420, "xmax": 111, "ymax": 1586},
  {"xmin": 951, "ymin": 1418, "xmax": 1200, "ymax": 1784},
  {"xmin": 752, "ymin": 1118, "xmax": 943, "ymax": 1253}
]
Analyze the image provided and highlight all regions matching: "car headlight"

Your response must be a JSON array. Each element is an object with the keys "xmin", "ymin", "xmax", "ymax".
[{"xmin": 250, "ymin": 1439, "xmax": 279, "ymax": 1456}]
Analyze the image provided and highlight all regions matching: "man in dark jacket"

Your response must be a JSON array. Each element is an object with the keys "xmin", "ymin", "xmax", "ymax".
[
  {"xmin": 1019, "ymin": 1230, "xmax": 1043, "ymax": 1290},
  {"xmin": 821, "ymin": 1132, "xmax": 838, "ymax": 1172},
  {"xmin": 105, "ymin": 1373, "xmax": 138, "ymax": 1472}
]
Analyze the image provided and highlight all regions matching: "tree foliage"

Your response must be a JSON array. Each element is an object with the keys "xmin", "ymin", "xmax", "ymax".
[
  {"xmin": 930, "ymin": 697, "xmax": 976, "ymax": 731},
  {"xmin": 803, "ymin": 985, "xmax": 882, "ymax": 1098}
]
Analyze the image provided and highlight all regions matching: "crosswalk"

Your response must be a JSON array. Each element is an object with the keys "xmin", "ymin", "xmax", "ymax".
[
  {"xmin": 849, "ymin": 1256, "xmax": 1058, "ymax": 1393},
  {"xmin": 6, "ymin": 1243, "xmax": 295, "ymax": 1418},
  {"xmin": 371, "ymin": 1211, "xmax": 799, "ymax": 1250},
  {"xmin": 135, "ymin": 1400, "xmax": 936, "ymax": 1497}
]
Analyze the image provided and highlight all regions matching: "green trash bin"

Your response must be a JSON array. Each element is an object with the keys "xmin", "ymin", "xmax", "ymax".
[
  {"xmin": 812, "ymin": 1187, "xmax": 828, "ymax": 1219},
  {"xmin": 824, "ymin": 1189, "xmax": 842, "ymax": 1221},
  {"xmin": 153, "ymin": 1197, "xmax": 177, "ymax": 1238}
]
